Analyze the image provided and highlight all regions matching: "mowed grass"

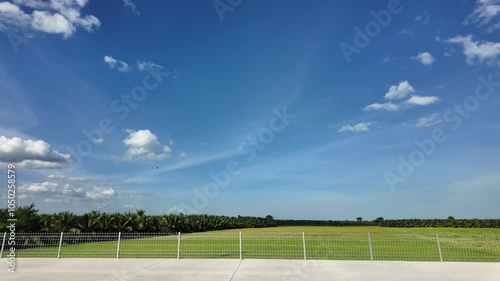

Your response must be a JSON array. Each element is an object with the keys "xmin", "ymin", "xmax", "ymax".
[{"xmin": 4, "ymin": 226, "xmax": 500, "ymax": 262}]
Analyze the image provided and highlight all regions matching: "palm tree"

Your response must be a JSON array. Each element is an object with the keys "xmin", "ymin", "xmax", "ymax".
[
  {"xmin": 39, "ymin": 214, "xmax": 54, "ymax": 232},
  {"xmin": 113, "ymin": 214, "xmax": 133, "ymax": 232},
  {"xmin": 98, "ymin": 213, "xmax": 115, "ymax": 232},
  {"xmin": 78, "ymin": 211, "xmax": 101, "ymax": 233},
  {"xmin": 52, "ymin": 212, "xmax": 79, "ymax": 233}
]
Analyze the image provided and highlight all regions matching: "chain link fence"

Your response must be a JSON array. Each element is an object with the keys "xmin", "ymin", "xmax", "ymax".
[{"xmin": 1, "ymin": 232, "xmax": 499, "ymax": 262}]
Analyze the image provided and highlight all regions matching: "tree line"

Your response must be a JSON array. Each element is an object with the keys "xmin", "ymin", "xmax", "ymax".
[
  {"xmin": 1, "ymin": 205, "xmax": 499, "ymax": 233},
  {"xmin": 0, "ymin": 204, "xmax": 277, "ymax": 233},
  {"xmin": 380, "ymin": 218, "xmax": 500, "ymax": 228}
]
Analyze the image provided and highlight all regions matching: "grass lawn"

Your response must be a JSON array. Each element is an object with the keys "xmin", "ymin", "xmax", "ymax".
[{"xmin": 4, "ymin": 226, "xmax": 499, "ymax": 262}]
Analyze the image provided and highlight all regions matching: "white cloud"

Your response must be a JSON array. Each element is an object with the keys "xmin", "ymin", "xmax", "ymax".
[
  {"xmin": 382, "ymin": 56, "xmax": 396, "ymax": 63},
  {"xmin": 123, "ymin": 0, "xmax": 139, "ymax": 15},
  {"xmin": 412, "ymin": 52, "xmax": 435, "ymax": 66},
  {"xmin": 363, "ymin": 81, "xmax": 438, "ymax": 111},
  {"xmin": 445, "ymin": 35, "xmax": 500, "ymax": 66},
  {"xmin": 136, "ymin": 59, "xmax": 164, "ymax": 72},
  {"xmin": 19, "ymin": 174, "xmax": 120, "ymax": 206},
  {"xmin": 122, "ymin": 129, "xmax": 172, "ymax": 161},
  {"xmin": 31, "ymin": 10, "xmax": 73, "ymax": 37},
  {"xmin": 415, "ymin": 13, "xmax": 431, "ymax": 24},
  {"xmin": 363, "ymin": 102, "xmax": 400, "ymax": 111},
  {"xmin": 0, "ymin": 135, "xmax": 71, "ymax": 169},
  {"xmin": 384, "ymin": 81, "xmax": 415, "ymax": 100},
  {"xmin": 85, "ymin": 186, "xmax": 115, "ymax": 199},
  {"xmin": 396, "ymin": 28, "xmax": 414, "ymax": 37},
  {"xmin": 464, "ymin": 0, "xmax": 500, "ymax": 32},
  {"xmin": 103, "ymin": 55, "xmax": 130, "ymax": 72},
  {"xmin": 167, "ymin": 205, "xmax": 185, "ymax": 214},
  {"xmin": 415, "ymin": 113, "xmax": 442, "ymax": 128},
  {"xmin": 0, "ymin": 0, "xmax": 100, "ymax": 38},
  {"xmin": 338, "ymin": 122, "xmax": 376, "ymax": 133},
  {"xmin": 405, "ymin": 95, "xmax": 439, "ymax": 106},
  {"xmin": 121, "ymin": 204, "xmax": 137, "ymax": 209}
]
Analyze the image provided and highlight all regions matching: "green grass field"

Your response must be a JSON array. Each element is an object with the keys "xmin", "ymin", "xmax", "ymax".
[{"xmin": 3, "ymin": 227, "xmax": 500, "ymax": 262}]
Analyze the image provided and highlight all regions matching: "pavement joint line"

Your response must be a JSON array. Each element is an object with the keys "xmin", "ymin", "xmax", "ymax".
[
  {"xmin": 111, "ymin": 259, "xmax": 166, "ymax": 281},
  {"xmin": 229, "ymin": 259, "xmax": 244, "ymax": 281},
  {"xmin": 329, "ymin": 262, "xmax": 350, "ymax": 281}
]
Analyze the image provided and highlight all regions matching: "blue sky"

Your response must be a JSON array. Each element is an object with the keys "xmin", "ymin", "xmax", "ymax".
[{"xmin": 1, "ymin": 0, "xmax": 500, "ymax": 219}]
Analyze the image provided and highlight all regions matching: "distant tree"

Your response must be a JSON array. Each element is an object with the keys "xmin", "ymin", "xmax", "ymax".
[
  {"xmin": 356, "ymin": 217, "xmax": 363, "ymax": 223},
  {"xmin": 13, "ymin": 203, "xmax": 41, "ymax": 232},
  {"xmin": 374, "ymin": 217, "xmax": 384, "ymax": 224},
  {"xmin": 448, "ymin": 216, "xmax": 455, "ymax": 220}
]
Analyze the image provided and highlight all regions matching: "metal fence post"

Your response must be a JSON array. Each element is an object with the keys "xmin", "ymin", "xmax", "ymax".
[
  {"xmin": 436, "ymin": 233, "xmax": 443, "ymax": 262},
  {"xmin": 57, "ymin": 232, "xmax": 64, "ymax": 259},
  {"xmin": 368, "ymin": 233, "xmax": 373, "ymax": 261},
  {"xmin": 0, "ymin": 232, "xmax": 6, "ymax": 259},
  {"xmin": 239, "ymin": 232, "xmax": 242, "ymax": 260},
  {"xmin": 302, "ymin": 232, "xmax": 307, "ymax": 260},
  {"xmin": 116, "ymin": 232, "xmax": 122, "ymax": 259},
  {"xmin": 177, "ymin": 232, "xmax": 181, "ymax": 260}
]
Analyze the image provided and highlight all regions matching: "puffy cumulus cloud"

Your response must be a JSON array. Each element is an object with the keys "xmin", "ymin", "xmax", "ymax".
[
  {"xmin": 337, "ymin": 122, "xmax": 376, "ymax": 133},
  {"xmin": 85, "ymin": 186, "xmax": 115, "ymax": 199},
  {"xmin": 122, "ymin": 129, "xmax": 172, "ymax": 161},
  {"xmin": 405, "ymin": 95, "xmax": 439, "ymax": 106},
  {"xmin": 415, "ymin": 113, "xmax": 442, "ymax": 128},
  {"xmin": 103, "ymin": 55, "xmax": 131, "ymax": 72},
  {"xmin": 0, "ymin": 135, "xmax": 71, "ymax": 169},
  {"xmin": 464, "ymin": 0, "xmax": 500, "ymax": 32},
  {"xmin": 412, "ymin": 52, "xmax": 435, "ymax": 66},
  {"xmin": 445, "ymin": 35, "xmax": 500, "ymax": 66},
  {"xmin": 0, "ymin": 0, "xmax": 100, "ymax": 38},
  {"xmin": 384, "ymin": 81, "xmax": 415, "ymax": 100},
  {"xmin": 31, "ymin": 10, "xmax": 73, "ymax": 37},
  {"xmin": 363, "ymin": 81, "xmax": 439, "ymax": 111}
]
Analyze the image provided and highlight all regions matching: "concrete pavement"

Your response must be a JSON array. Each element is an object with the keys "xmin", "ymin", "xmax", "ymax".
[{"xmin": 1, "ymin": 259, "xmax": 499, "ymax": 281}]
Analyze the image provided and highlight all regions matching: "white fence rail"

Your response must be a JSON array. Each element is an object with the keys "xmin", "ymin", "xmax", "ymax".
[{"xmin": 1, "ymin": 232, "xmax": 498, "ymax": 262}]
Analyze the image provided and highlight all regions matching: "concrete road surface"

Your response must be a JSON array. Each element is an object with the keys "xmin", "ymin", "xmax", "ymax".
[{"xmin": 1, "ymin": 259, "xmax": 499, "ymax": 281}]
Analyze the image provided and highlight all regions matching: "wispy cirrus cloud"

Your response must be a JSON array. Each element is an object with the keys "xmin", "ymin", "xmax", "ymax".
[
  {"xmin": 415, "ymin": 113, "xmax": 442, "ymax": 128},
  {"xmin": 123, "ymin": 0, "xmax": 139, "ymax": 15},
  {"xmin": 396, "ymin": 28, "xmax": 415, "ymax": 37},
  {"xmin": 464, "ymin": 0, "xmax": 500, "ymax": 32},
  {"xmin": 338, "ymin": 122, "xmax": 376, "ymax": 133}
]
